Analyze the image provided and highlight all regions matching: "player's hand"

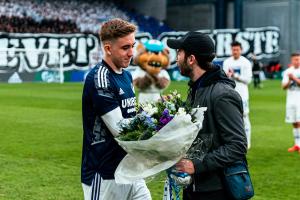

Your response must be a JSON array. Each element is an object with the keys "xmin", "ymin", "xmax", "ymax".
[
  {"xmin": 288, "ymin": 73, "xmax": 295, "ymax": 80},
  {"xmin": 233, "ymin": 73, "xmax": 240, "ymax": 81},
  {"xmin": 226, "ymin": 72, "xmax": 233, "ymax": 78},
  {"xmin": 175, "ymin": 159, "xmax": 195, "ymax": 175},
  {"xmin": 226, "ymin": 68, "xmax": 234, "ymax": 78}
]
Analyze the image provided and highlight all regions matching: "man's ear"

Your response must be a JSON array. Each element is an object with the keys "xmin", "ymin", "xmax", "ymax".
[
  {"xmin": 104, "ymin": 42, "xmax": 112, "ymax": 55},
  {"xmin": 189, "ymin": 55, "xmax": 196, "ymax": 64}
]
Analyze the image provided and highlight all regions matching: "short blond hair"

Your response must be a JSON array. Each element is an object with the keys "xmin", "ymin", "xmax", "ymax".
[{"xmin": 99, "ymin": 18, "xmax": 136, "ymax": 42}]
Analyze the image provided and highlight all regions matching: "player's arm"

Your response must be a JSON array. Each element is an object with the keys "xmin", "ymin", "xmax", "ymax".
[
  {"xmin": 233, "ymin": 60, "xmax": 252, "ymax": 84},
  {"xmin": 92, "ymin": 71, "xmax": 132, "ymax": 137},
  {"xmin": 282, "ymin": 82, "xmax": 290, "ymax": 90},
  {"xmin": 94, "ymin": 92, "xmax": 132, "ymax": 137},
  {"xmin": 282, "ymin": 78, "xmax": 292, "ymax": 90},
  {"xmin": 289, "ymin": 73, "xmax": 300, "ymax": 86},
  {"xmin": 222, "ymin": 61, "xmax": 233, "ymax": 78},
  {"xmin": 101, "ymin": 107, "xmax": 131, "ymax": 137},
  {"xmin": 281, "ymin": 70, "xmax": 292, "ymax": 90},
  {"xmin": 93, "ymin": 93, "xmax": 126, "ymax": 137}
]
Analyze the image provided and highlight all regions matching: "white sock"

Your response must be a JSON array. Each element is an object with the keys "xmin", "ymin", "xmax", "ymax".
[
  {"xmin": 244, "ymin": 115, "xmax": 251, "ymax": 149},
  {"xmin": 294, "ymin": 128, "xmax": 300, "ymax": 147}
]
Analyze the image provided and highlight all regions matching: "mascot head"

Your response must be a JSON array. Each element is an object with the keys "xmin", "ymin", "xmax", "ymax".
[{"xmin": 134, "ymin": 40, "xmax": 170, "ymax": 75}]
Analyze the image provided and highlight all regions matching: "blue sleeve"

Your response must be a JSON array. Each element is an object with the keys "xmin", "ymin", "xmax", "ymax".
[{"xmin": 92, "ymin": 70, "xmax": 119, "ymax": 116}]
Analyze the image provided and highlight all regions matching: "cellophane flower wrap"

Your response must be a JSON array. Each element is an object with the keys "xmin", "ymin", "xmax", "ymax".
[{"xmin": 114, "ymin": 91, "xmax": 206, "ymax": 184}]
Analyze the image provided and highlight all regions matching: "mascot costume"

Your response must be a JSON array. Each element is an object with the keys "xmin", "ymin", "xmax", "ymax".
[{"xmin": 132, "ymin": 40, "xmax": 171, "ymax": 103}]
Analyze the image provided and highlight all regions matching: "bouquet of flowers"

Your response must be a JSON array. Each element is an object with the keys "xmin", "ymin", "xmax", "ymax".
[{"xmin": 114, "ymin": 91, "xmax": 206, "ymax": 185}]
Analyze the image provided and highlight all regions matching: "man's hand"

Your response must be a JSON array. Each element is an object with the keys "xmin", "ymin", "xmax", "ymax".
[
  {"xmin": 175, "ymin": 159, "xmax": 195, "ymax": 175},
  {"xmin": 288, "ymin": 73, "xmax": 296, "ymax": 81},
  {"xmin": 226, "ymin": 68, "xmax": 234, "ymax": 78}
]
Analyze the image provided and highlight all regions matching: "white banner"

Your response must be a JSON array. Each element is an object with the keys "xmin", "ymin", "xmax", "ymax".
[
  {"xmin": 0, "ymin": 27, "xmax": 280, "ymax": 82},
  {"xmin": 0, "ymin": 33, "xmax": 99, "ymax": 73},
  {"xmin": 157, "ymin": 26, "xmax": 280, "ymax": 67}
]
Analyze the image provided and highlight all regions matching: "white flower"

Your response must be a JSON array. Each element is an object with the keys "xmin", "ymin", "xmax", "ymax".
[
  {"xmin": 172, "ymin": 90, "xmax": 178, "ymax": 96},
  {"xmin": 142, "ymin": 103, "xmax": 158, "ymax": 116},
  {"xmin": 177, "ymin": 107, "xmax": 187, "ymax": 116},
  {"xmin": 170, "ymin": 90, "xmax": 180, "ymax": 98}
]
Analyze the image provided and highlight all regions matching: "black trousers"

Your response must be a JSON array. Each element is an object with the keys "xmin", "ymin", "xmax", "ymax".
[
  {"xmin": 183, "ymin": 189, "xmax": 233, "ymax": 200},
  {"xmin": 253, "ymin": 74, "xmax": 260, "ymax": 88}
]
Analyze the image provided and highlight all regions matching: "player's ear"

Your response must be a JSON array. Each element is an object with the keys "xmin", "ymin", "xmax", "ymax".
[{"xmin": 103, "ymin": 42, "xmax": 112, "ymax": 55}]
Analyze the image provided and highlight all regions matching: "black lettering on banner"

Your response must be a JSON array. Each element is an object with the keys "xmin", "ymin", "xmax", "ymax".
[
  {"xmin": 0, "ymin": 33, "xmax": 99, "ymax": 73},
  {"xmin": 155, "ymin": 27, "xmax": 280, "ymax": 68}
]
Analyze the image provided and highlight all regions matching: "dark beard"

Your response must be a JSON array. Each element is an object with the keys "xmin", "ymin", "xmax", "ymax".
[{"xmin": 179, "ymin": 60, "xmax": 192, "ymax": 77}]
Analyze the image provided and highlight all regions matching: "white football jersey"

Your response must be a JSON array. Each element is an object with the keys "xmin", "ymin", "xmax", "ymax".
[
  {"xmin": 282, "ymin": 66, "xmax": 300, "ymax": 105},
  {"xmin": 223, "ymin": 56, "xmax": 252, "ymax": 101}
]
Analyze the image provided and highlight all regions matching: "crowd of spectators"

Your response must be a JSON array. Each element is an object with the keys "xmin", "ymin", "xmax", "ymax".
[
  {"xmin": 0, "ymin": 0, "xmax": 172, "ymax": 37},
  {"xmin": 0, "ymin": 0, "xmax": 132, "ymax": 33},
  {"xmin": 0, "ymin": 15, "xmax": 79, "ymax": 33}
]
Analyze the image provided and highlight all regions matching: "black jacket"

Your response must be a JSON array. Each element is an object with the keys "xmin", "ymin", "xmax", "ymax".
[{"xmin": 186, "ymin": 65, "xmax": 247, "ymax": 192}]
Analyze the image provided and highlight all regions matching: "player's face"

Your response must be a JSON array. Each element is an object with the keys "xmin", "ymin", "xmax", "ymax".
[
  {"xmin": 291, "ymin": 56, "xmax": 300, "ymax": 68},
  {"xmin": 110, "ymin": 33, "xmax": 135, "ymax": 69},
  {"xmin": 176, "ymin": 49, "xmax": 192, "ymax": 77},
  {"xmin": 232, "ymin": 46, "xmax": 242, "ymax": 59}
]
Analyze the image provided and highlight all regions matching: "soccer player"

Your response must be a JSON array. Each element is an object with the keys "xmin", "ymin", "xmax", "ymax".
[
  {"xmin": 223, "ymin": 41, "xmax": 252, "ymax": 149},
  {"xmin": 81, "ymin": 18, "xmax": 151, "ymax": 200},
  {"xmin": 282, "ymin": 53, "xmax": 300, "ymax": 153}
]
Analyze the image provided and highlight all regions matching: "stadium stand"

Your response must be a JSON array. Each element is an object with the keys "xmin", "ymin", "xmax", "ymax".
[
  {"xmin": 0, "ymin": 0, "xmax": 172, "ymax": 37},
  {"xmin": 0, "ymin": 15, "xmax": 79, "ymax": 33},
  {"xmin": 125, "ymin": 11, "xmax": 172, "ymax": 38}
]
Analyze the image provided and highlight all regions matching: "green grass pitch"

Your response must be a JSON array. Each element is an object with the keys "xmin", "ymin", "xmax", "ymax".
[{"xmin": 0, "ymin": 80, "xmax": 300, "ymax": 199}]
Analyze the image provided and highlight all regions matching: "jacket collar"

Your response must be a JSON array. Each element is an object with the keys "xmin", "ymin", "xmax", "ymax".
[{"xmin": 190, "ymin": 64, "xmax": 235, "ymax": 89}]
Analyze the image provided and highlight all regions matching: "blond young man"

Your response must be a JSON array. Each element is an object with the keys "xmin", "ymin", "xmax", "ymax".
[{"xmin": 81, "ymin": 18, "xmax": 151, "ymax": 200}]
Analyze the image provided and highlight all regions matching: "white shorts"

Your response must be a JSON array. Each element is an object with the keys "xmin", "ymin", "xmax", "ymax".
[
  {"xmin": 285, "ymin": 104, "xmax": 300, "ymax": 123},
  {"xmin": 82, "ymin": 173, "xmax": 151, "ymax": 200}
]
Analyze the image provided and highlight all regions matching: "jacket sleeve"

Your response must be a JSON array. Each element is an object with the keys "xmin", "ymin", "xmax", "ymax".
[{"xmin": 192, "ymin": 90, "xmax": 248, "ymax": 174}]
